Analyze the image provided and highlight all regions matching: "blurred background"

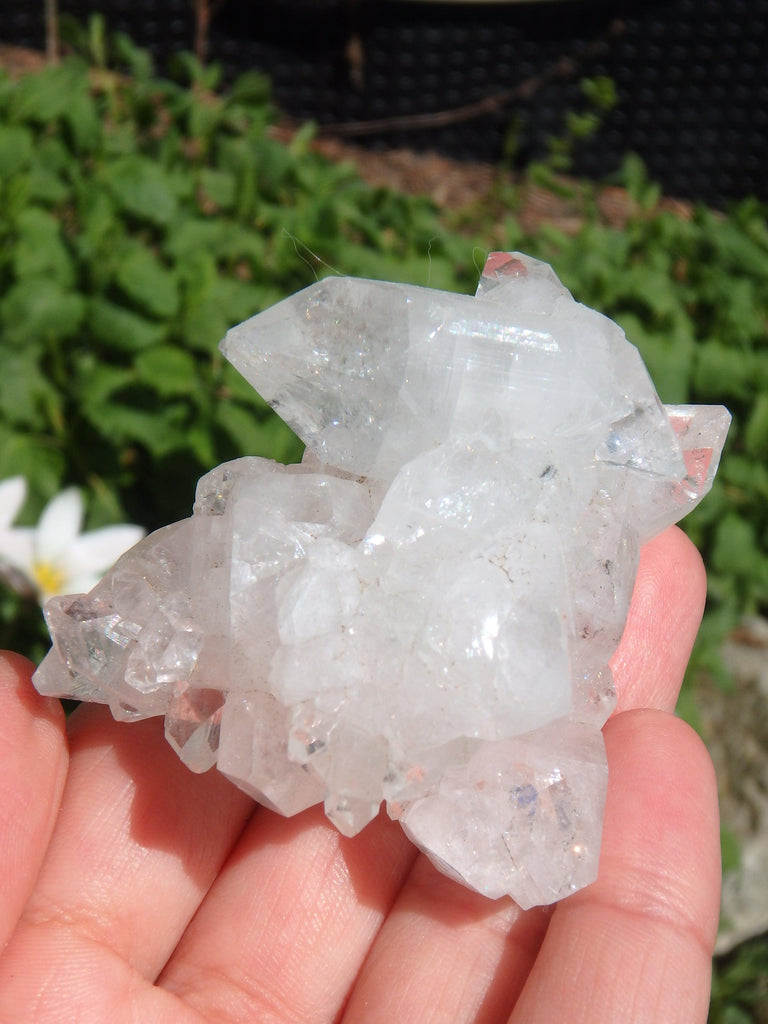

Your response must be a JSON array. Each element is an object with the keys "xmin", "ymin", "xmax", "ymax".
[
  {"xmin": 6, "ymin": 0, "xmax": 768, "ymax": 206},
  {"xmin": 1, "ymin": 2, "xmax": 767, "ymax": 1017}
]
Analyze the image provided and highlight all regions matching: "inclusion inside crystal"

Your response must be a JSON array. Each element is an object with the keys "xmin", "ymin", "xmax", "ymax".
[{"xmin": 33, "ymin": 253, "xmax": 730, "ymax": 909}]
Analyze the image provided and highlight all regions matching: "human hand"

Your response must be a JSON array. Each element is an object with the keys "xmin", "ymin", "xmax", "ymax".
[{"xmin": 0, "ymin": 526, "xmax": 720, "ymax": 1024}]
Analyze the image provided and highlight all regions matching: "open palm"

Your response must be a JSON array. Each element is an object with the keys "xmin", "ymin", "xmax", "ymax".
[{"xmin": 0, "ymin": 526, "xmax": 720, "ymax": 1024}]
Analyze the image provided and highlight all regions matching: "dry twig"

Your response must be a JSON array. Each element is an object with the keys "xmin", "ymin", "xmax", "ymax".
[
  {"xmin": 192, "ymin": 0, "xmax": 227, "ymax": 64},
  {"xmin": 305, "ymin": 19, "xmax": 624, "ymax": 138},
  {"xmin": 44, "ymin": 0, "xmax": 59, "ymax": 64}
]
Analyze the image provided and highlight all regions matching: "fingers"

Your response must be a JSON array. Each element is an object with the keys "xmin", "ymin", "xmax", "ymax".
[
  {"xmin": 0, "ymin": 652, "xmax": 67, "ymax": 948},
  {"xmin": 338, "ymin": 857, "xmax": 549, "ymax": 1024},
  {"xmin": 508, "ymin": 709, "xmax": 721, "ymax": 1024},
  {"xmin": 611, "ymin": 526, "xmax": 707, "ymax": 713},
  {"xmin": 0, "ymin": 702, "xmax": 255, "ymax": 1015},
  {"xmin": 157, "ymin": 804, "xmax": 417, "ymax": 1023},
  {"xmin": 0, "ymin": 521, "xmax": 711, "ymax": 1024}
]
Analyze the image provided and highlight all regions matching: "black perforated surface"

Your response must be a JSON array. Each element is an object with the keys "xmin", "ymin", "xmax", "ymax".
[{"xmin": 4, "ymin": 0, "xmax": 766, "ymax": 205}]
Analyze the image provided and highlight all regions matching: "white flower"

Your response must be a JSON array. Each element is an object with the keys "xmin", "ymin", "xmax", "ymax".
[
  {"xmin": 0, "ymin": 476, "xmax": 26, "ymax": 530},
  {"xmin": 0, "ymin": 480, "xmax": 144, "ymax": 604},
  {"xmin": 0, "ymin": 476, "xmax": 33, "ymax": 596}
]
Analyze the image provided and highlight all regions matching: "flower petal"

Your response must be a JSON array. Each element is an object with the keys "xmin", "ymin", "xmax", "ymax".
[
  {"xmin": 0, "ymin": 477, "xmax": 27, "ymax": 530},
  {"xmin": 60, "ymin": 573, "xmax": 101, "ymax": 597},
  {"xmin": 62, "ymin": 524, "xmax": 145, "ymax": 579},
  {"xmin": 36, "ymin": 488, "xmax": 84, "ymax": 562},
  {"xmin": 0, "ymin": 527, "xmax": 35, "ymax": 576}
]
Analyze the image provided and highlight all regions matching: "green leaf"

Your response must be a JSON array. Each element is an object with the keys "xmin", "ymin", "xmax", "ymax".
[
  {"xmin": 75, "ymin": 360, "xmax": 135, "ymax": 407},
  {"xmin": 110, "ymin": 32, "xmax": 155, "ymax": 80},
  {"xmin": 75, "ymin": 190, "xmax": 123, "ymax": 273},
  {"xmin": 0, "ymin": 350, "xmax": 56, "ymax": 429},
  {"xmin": 615, "ymin": 313, "xmax": 692, "ymax": 403},
  {"xmin": 720, "ymin": 825, "xmax": 741, "ymax": 874},
  {"xmin": 0, "ymin": 278, "xmax": 85, "ymax": 347},
  {"xmin": 693, "ymin": 341, "xmax": 756, "ymax": 401},
  {"xmin": 87, "ymin": 13, "xmax": 109, "ymax": 69},
  {"xmin": 63, "ymin": 88, "xmax": 102, "ymax": 155},
  {"xmin": 184, "ymin": 422, "xmax": 217, "ymax": 466},
  {"xmin": 102, "ymin": 155, "xmax": 178, "ymax": 226},
  {"xmin": 289, "ymin": 121, "xmax": 317, "ymax": 158},
  {"xmin": 7, "ymin": 59, "xmax": 89, "ymax": 124},
  {"xmin": 180, "ymin": 277, "xmax": 267, "ymax": 353},
  {"xmin": 712, "ymin": 514, "xmax": 764, "ymax": 586},
  {"xmin": 176, "ymin": 246, "xmax": 219, "ymax": 298},
  {"xmin": 102, "ymin": 120, "xmax": 139, "ymax": 160},
  {"xmin": 581, "ymin": 75, "xmax": 618, "ymax": 112},
  {"xmin": 25, "ymin": 166, "xmax": 71, "ymax": 205},
  {"xmin": 12, "ymin": 207, "xmax": 75, "ymax": 287},
  {"xmin": 0, "ymin": 433, "xmax": 65, "ymax": 501},
  {"xmin": 0, "ymin": 125, "xmax": 34, "ymax": 178},
  {"xmin": 618, "ymin": 152, "xmax": 661, "ymax": 210},
  {"xmin": 197, "ymin": 168, "xmax": 237, "ymax": 211},
  {"xmin": 0, "ymin": 175, "xmax": 32, "ymax": 227},
  {"xmin": 219, "ymin": 361, "xmax": 272, "ymax": 408},
  {"xmin": 114, "ymin": 244, "xmax": 179, "ymax": 319},
  {"xmin": 164, "ymin": 218, "xmax": 226, "ymax": 261},
  {"xmin": 88, "ymin": 297, "xmax": 168, "ymax": 352},
  {"xmin": 180, "ymin": 296, "xmax": 229, "ymax": 353},
  {"xmin": 214, "ymin": 223, "xmax": 267, "ymax": 268},
  {"xmin": 743, "ymin": 393, "xmax": 768, "ymax": 459},
  {"xmin": 35, "ymin": 136, "xmax": 72, "ymax": 176},
  {"xmin": 216, "ymin": 402, "xmax": 301, "ymax": 462},
  {"xmin": 228, "ymin": 70, "xmax": 271, "ymax": 106},
  {"xmin": 722, "ymin": 455, "xmax": 768, "ymax": 503},
  {"xmin": 134, "ymin": 346, "xmax": 199, "ymax": 397},
  {"xmin": 83, "ymin": 396, "xmax": 187, "ymax": 454},
  {"xmin": 188, "ymin": 94, "xmax": 225, "ymax": 149}
]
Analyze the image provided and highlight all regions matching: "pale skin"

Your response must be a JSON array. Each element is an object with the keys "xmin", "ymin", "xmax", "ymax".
[{"xmin": 0, "ymin": 525, "xmax": 720, "ymax": 1024}]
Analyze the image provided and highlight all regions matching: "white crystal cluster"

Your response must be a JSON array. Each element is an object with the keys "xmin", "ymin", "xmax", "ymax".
[{"xmin": 34, "ymin": 253, "xmax": 730, "ymax": 908}]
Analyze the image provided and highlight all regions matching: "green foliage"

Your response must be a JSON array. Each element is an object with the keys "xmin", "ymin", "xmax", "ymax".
[
  {"xmin": 526, "ymin": 76, "xmax": 619, "ymax": 189},
  {"xmin": 710, "ymin": 935, "xmax": 768, "ymax": 1023}
]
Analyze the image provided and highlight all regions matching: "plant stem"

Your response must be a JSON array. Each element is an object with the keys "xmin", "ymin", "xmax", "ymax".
[
  {"xmin": 45, "ymin": 0, "xmax": 59, "ymax": 64},
  {"xmin": 192, "ymin": 0, "xmax": 227, "ymax": 65},
  {"xmin": 194, "ymin": 0, "xmax": 211, "ymax": 64}
]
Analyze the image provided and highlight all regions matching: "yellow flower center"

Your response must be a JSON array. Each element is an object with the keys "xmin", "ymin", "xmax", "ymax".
[{"xmin": 32, "ymin": 561, "xmax": 66, "ymax": 601}]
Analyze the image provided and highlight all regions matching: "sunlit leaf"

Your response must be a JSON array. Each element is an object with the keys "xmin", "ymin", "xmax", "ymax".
[
  {"xmin": 135, "ymin": 346, "xmax": 200, "ymax": 397},
  {"xmin": 88, "ymin": 297, "xmax": 168, "ymax": 352},
  {"xmin": 0, "ymin": 278, "xmax": 85, "ymax": 347},
  {"xmin": 114, "ymin": 244, "xmax": 179, "ymax": 318},
  {"xmin": 102, "ymin": 155, "xmax": 178, "ymax": 226}
]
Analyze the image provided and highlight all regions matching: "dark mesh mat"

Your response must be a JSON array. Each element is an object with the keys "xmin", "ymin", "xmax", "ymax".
[{"xmin": 4, "ymin": 0, "xmax": 766, "ymax": 205}]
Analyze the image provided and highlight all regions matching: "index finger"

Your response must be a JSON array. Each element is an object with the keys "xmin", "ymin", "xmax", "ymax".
[
  {"xmin": 610, "ymin": 525, "xmax": 707, "ymax": 714},
  {"xmin": 0, "ymin": 653, "xmax": 68, "ymax": 948}
]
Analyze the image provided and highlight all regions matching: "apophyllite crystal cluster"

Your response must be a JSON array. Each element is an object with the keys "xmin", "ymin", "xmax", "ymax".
[{"xmin": 34, "ymin": 253, "xmax": 730, "ymax": 908}]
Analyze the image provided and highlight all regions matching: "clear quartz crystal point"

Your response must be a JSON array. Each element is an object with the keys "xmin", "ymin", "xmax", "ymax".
[{"xmin": 34, "ymin": 252, "xmax": 731, "ymax": 909}]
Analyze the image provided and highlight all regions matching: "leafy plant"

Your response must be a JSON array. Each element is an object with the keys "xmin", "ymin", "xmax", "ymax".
[
  {"xmin": 514, "ymin": 75, "xmax": 618, "ymax": 192},
  {"xmin": 709, "ymin": 934, "xmax": 768, "ymax": 1023}
]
